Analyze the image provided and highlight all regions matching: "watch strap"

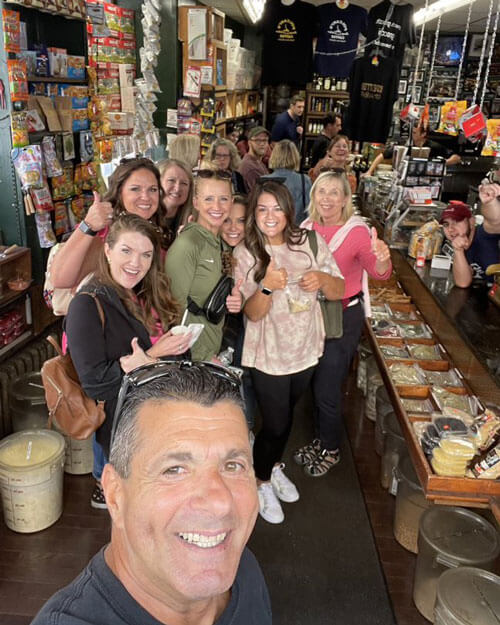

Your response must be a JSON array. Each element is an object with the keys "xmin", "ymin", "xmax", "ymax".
[
  {"xmin": 79, "ymin": 220, "xmax": 98, "ymax": 237},
  {"xmin": 258, "ymin": 282, "xmax": 273, "ymax": 296}
]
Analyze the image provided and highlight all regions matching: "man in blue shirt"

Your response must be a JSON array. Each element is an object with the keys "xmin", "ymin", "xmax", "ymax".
[{"xmin": 270, "ymin": 94, "xmax": 305, "ymax": 146}]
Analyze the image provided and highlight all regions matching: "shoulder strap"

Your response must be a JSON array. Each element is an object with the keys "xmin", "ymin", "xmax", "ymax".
[
  {"xmin": 301, "ymin": 173, "xmax": 305, "ymax": 209},
  {"xmin": 307, "ymin": 229, "xmax": 318, "ymax": 259},
  {"xmin": 79, "ymin": 292, "xmax": 105, "ymax": 329}
]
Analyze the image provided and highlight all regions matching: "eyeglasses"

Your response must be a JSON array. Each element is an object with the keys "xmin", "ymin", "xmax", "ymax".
[
  {"xmin": 195, "ymin": 169, "xmax": 232, "ymax": 180},
  {"xmin": 215, "ymin": 152, "xmax": 231, "ymax": 159},
  {"xmin": 110, "ymin": 360, "xmax": 241, "ymax": 448},
  {"xmin": 250, "ymin": 138, "xmax": 269, "ymax": 144}
]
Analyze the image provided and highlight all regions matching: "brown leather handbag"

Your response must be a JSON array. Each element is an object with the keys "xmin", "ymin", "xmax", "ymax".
[{"xmin": 41, "ymin": 293, "xmax": 106, "ymax": 440}]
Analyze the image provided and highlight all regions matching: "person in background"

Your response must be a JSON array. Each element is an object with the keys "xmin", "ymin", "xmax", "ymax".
[
  {"xmin": 203, "ymin": 138, "xmax": 246, "ymax": 194},
  {"xmin": 234, "ymin": 181, "xmax": 344, "ymax": 524},
  {"xmin": 268, "ymin": 139, "xmax": 312, "ymax": 225},
  {"xmin": 158, "ymin": 158, "xmax": 193, "ymax": 237},
  {"xmin": 310, "ymin": 113, "xmax": 343, "ymax": 167},
  {"xmin": 310, "ymin": 135, "xmax": 357, "ymax": 192},
  {"xmin": 227, "ymin": 126, "xmax": 242, "ymax": 146},
  {"xmin": 50, "ymin": 158, "xmax": 170, "ymax": 291},
  {"xmin": 165, "ymin": 170, "xmax": 242, "ymax": 361},
  {"xmin": 168, "ymin": 133, "xmax": 201, "ymax": 170},
  {"xmin": 270, "ymin": 94, "xmax": 305, "ymax": 147},
  {"xmin": 239, "ymin": 126, "xmax": 271, "ymax": 193},
  {"xmin": 478, "ymin": 180, "xmax": 500, "ymax": 233},
  {"xmin": 440, "ymin": 201, "xmax": 500, "ymax": 287},
  {"xmin": 65, "ymin": 215, "xmax": 187, "ymax": 508},
  {"xmin": 296, "ymin": 171, "xmax": 392, "ymax": 477},
  {"xmin": 364, "ymin": 125, "xmax": 462, "ymax": 177},
  {"xmin": 31, "ymin": 363, "xmax": 271, "ymax": 625}
]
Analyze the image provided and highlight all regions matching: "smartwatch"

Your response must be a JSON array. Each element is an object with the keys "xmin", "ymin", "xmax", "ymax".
[
  {"xmin": 79, "ymin": 220, "xmax": 98, "ymax": 237},
  {"xmin": 258, "ymin": 282, "xmax": 273, "ymax": 296}
]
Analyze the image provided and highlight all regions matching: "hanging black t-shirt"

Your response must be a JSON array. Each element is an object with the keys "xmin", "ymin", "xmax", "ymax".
[
  {"xmin": 259, "ymin": 0, "xmax": 317, "ymax": 86},
  {"xmin": 314, "ymin": 3, "xmax": 368, "ymax": 78},
  {"xmin": 346, "ymin": 56, "xmax": 399, "ymax": 143},
  {"xmin": 364, "ymin": 0, "xmax": 416, "ymax": 62}
]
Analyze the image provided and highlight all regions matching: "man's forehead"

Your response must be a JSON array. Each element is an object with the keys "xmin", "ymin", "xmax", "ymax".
[{"xmin": 136, "ymin": 398, "xmax": 246, "ymax": 429}]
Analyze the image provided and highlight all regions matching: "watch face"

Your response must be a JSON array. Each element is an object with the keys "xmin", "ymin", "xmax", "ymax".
[{"xmin": 262, "ymin": 287, "xmax": 272, "ymax": 295}]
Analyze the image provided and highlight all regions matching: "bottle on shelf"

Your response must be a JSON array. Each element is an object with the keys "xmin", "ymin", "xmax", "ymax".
[
  {"xmin": 324, "ymin": 76, "xmax": 331, "ymax": 91},
  {"xmin": 341, "ymin": 79, "xmax": 348, "ymax": 91},
  {"xmin": 336, "ymin": 79, "xmax": 342, "ymax": 90},
  {"xmin": 317, "ymin": 76, "xmax": 323, "ymax": 91},
  {"xmin": 331, "ymin": 78, "xmax": 336, "ymax": 92}
]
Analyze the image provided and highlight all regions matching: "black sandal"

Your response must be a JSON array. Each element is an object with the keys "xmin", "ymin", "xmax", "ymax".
[{"xmin": 304, "ymin": 448, "xmax": 340, "ymax": 477}]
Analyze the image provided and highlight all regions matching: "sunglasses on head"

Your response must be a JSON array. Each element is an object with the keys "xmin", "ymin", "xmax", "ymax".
[
  {"xmin": 319, "ymin": 167, "xmax": 346, "ymax": 175},
  {"xmin": 110, "ymin": 360, "xmax": 242, "ymax": 448},
  {"xmin": 195, "ymin": 169, "xmax": 232, "ymax": 180}
]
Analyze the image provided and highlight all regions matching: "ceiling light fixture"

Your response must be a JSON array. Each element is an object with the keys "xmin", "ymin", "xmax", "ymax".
[
  {"xmin": 242, "ymin": 0, "xmax": 265, "ymax": 23},
  {"xmin": 414, "ymin": 0, "xmax": 476, "ymax": 26}
]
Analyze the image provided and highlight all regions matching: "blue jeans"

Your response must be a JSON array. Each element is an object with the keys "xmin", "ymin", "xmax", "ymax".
[{"xmin": 92, "ymin": 434, "xmax": 107, "ymax": 482}]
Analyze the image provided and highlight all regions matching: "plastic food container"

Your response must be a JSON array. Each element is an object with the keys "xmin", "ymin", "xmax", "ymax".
[
  {"xmin": 0, "ymin": 429, "xmax": 65, "ymax": 533},
  {"xmin": 393, "ymin": 454, "xmax": 433, "ymax": 553},
  {"xmin": 356, "ymin": 340, "xmax": 372, "ymax": 395},
  {"xmin": 365, "ymin": 356, "xmax": 383, "ymax": 422},
  {"xmin": 56, "ymin": 430, "xmax": 93, "ymax": 475},
  {"xmin": 380, "ymin": 410, "xmax": 406, "ymax": 489},
  {"xmin": 413, "ymin": 507, "xmax": 500, "ymax": 622},
  {"xmin": 9, "ymin": 372, "xmax": 48, "ymax": 432},
  {"xmin": 374, "ymin": 386, "xmax": 394, "ymax": 456},
  {"xmin": 434, "ymin": 567, "xmax": 500, "ymax": 625}
]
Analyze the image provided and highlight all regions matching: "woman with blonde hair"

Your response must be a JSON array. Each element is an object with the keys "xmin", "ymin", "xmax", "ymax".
[
  {"xmin": 168, "ymin": 134, "xmax": 201, "ymax": 170},
  {"xmin": 268, "ymin": 139, "xmax": 311, "ymax": 224},
  {"xmin": 294, "ymin": 171, "xmax": 392, "ymax": 477},
  {"xmin": 157, "ymin": 158, "xmax": 193, "ymax": 234},
  {"xmin": 203, "ymin": 137, "xmax": 246, "ymax": 193},
  {"xmin": 309, "ymin": 135, "xmax": 357, "ymax": 192}
]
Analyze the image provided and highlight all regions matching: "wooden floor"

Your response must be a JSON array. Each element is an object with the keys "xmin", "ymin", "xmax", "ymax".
[{"xmin": 0, "ymin": 371, "xmax": 457, "ymax": 624}]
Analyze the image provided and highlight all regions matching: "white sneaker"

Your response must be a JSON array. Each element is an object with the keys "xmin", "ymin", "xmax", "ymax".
[
  {"xmin": 258, "ymin": 482, "xmax": 284, "ymax": 524},
  {"xmin": 270, "ymin": 463, "xmax": 300, "ymax": 503}
]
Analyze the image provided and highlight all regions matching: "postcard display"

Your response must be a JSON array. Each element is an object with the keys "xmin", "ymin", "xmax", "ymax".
[{"xmin": 2, "ymin": 1, "xmax": 160, "ymax": 250}]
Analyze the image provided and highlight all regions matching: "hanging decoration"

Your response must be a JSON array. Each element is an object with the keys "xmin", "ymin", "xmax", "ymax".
[
  {"xmin": 454, "ymin": 0, "xmax": 474, "ymax": 101},
  {"xmin": 482, "ymin": 0, "xmax": 500, "ymax": 154},
  {"xmin": 425, "ymin": 14, "xmax": 441, "ymax": 103}
]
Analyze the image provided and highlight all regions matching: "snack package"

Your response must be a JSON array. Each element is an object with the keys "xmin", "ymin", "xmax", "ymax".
[
  {"xmin": 7, "ymin": 58, "xmax": 28, "ymax": 101},
  {"xmin": 380, "ymin": 344, "xmax": 409, "ymax": 359},
  {"xmin": 389, "ymin": 362, "xmax": 425, "ymax": 385},
  {"xmin": 51, "ymin": 164, "xmax": 74, "ymax": 200},
  {"xmin": 54, "ymin": 201, "xmax": 70, "ymax": 236},
  {"xmin": 396, "ymin": 323, "xmax": 432, "ymax": 339},
  {"xmin": 30, "ymin": 183, "xmax": 54, "ymax": 212},
  {"xmin": 34, "ymin": 212, "xmax": 57, "ymax": 248},
  {"xmin": 424, "ymin": 369, "xmax": 463, "ymax": 387},
  {"xmin": 11, "ymin": 144, "xmax": 43, "ymax": 189},
  {"xmin": 473, "ymin": 408, "xmax": 500, "ymax": 453},
  {"xmin": 481, "ymin": 119, "xmax": 500, "ymax": 157},
  {"xmin": 70, "ymin": 195, "xmax": 85, "ymax": 221},
  {"xmin": 432, "ymin": 386, "xmax": 472, "ymax": 413},
  {"xmin": 67, "ymin": 55, "xmax": 85, "ymax": 80},
  {"xmin": 437, "ymin": 101, "xmax": 467, "ymax": 136},
  {"xmin": 26, "ymin": 109, "xmax": 45, "ymax": 132},
  {"xmin": 33, "ymin": 44, "xmax": 49, "ymax": 77},
  {"xmin": 79, "ymin": 130, "xmax": 94, "ymax": 162},
  {"xmin": 2, "ymin": 9, "xmax": 21, "ymax": 53},
  {"xmin": 42, "ymin": 135, "xmax": 63, "ymax": 177},
  {"xmin": 402, "ymin": 397, "xmax": 434, "ymax": 413},
  {"xmin": 62, "ymin": 132, "xmax": 75, "ymax": 160},
  {"xmin": 11, "ymin": 112, "xmax": 29, "ymax": 148},
  {"xmin": 407, "ymin": 344, "xmax": 441, "ymax": 360}
]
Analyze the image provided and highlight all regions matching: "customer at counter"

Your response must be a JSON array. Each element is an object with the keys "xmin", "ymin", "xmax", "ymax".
[{"xmin": 440, "ymin": 201, "xmax": 500, "ymax": 287}]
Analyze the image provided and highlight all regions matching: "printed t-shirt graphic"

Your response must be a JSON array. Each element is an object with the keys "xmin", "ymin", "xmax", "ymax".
[
  {"xmin": 259, "ymin": 0, "xmax": 317, "ymax": 86},
  {"xmin": 346, "ymin": 55, "xmax": 399, "ymax": 143},
  {"xmin": 314, "ymin": 3, "xmax": 368, "ymax": 78},
  {"xmin": 364, "ymin": 0, "xmax": 416, "ymax": 65}
]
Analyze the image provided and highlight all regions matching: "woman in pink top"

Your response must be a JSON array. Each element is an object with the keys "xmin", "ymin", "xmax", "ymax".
[
  {"xmin": 234, "ymin": 180, "xmax": 344, "ymax": 524},
  {"xmin": 295, "ymin": 171, "xmax": 392, "ymax": 477}
]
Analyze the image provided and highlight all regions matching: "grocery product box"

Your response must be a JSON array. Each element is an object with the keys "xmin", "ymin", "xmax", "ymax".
[
  {"xmin": 72, "ymin": 108, "xmax": 89, "ymax": 131},
  {"xmin": 48, "ymin": 47, "xmax": 67, "ymax": 77},
  {"xmin": 67, "ymin": 55, "xmax": 85, "ymax": 80},
  {"xmin": 107, "ymin": 111, "xmax": 134, "ymax": 135}
]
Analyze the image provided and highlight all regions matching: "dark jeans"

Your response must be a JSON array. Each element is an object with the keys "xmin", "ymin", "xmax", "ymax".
[
  {"xmin": 251, "ymin": 366, "xmax": 315, "ymax": 481},
  {"xmin": 313, "ymin": 303, "xmax": 365, "ymax": 451}
]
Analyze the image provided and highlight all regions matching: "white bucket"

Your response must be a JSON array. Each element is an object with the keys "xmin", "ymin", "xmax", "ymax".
[
  {"xmin": 61, "ymin": 434, "xmax": 93, "ymax": 475},
  {"xmin": 0, "ymin": 429, "xmax": 65, "ymax": 533}
]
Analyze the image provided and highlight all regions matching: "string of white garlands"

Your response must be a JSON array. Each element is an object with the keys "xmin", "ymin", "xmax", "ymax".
[
  {"xmin": 479, "ymin": 0, "xmax": 500, "ymax": 107},
  {"xmin": 454, "ymin": 0, "xmax": 473, "ymax": 101},
  {"xmin": 425, "ymin": 13, "xmax": 441, "ymax": 101},
  {"xmin": 473, "ymin": 0, "xmax": 494, "ymax": 103}
]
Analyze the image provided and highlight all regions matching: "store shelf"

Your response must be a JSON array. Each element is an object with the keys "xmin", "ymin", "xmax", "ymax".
[
  {"xmin": 309, "ymin": 90, "xmax": 349, "ymax": 99},
  {"xmin": 0, "ymin": 287, "xmax": 30, "ymax": 309},
  {"xmin": 27, "ymin": 75, "xmax": 87, "ymax": 83},
  {"xmin": 215, "ymin": 112, "xmax": 262, "ymax": 125}
]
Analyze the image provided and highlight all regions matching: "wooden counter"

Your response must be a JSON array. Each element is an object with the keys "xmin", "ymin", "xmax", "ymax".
[{"xmin": 368, "ymin": 252, "xmax": 500, "ymax": 522}]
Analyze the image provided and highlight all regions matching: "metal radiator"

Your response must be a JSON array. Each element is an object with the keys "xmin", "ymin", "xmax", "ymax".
[{"xmin": 0, "ymin": 337, "xmax": 57, "ymax": 439}]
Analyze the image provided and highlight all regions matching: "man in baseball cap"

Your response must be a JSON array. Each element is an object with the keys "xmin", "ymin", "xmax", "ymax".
[
  {"xmin": 238, "ymin": 126, "xmax": 270, "ymax": 193},
  {"xmin": 440, "ymin": 201, "xmax": 500, "ymax": 287}
]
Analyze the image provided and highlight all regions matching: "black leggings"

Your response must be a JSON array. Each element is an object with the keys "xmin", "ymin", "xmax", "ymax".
[
  {"xmin": 312, "ymin": 302, "xmax": 365, "ymax": 451},
  {"xmin": 251, "ymin": 366, "xmax": 315, "ymax": 481}
]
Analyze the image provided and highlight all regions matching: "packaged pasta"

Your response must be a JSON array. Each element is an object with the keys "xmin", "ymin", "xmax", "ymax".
[
  {"xmin": 11, "ymin": 112, "xmax": 29, "ymax": 148},
  {"xmin": 11, "ymin": 144, "xmax": 43, "ymax": 190}
]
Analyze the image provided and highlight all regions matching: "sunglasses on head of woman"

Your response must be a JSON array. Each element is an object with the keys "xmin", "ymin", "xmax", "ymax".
[{"xmin": 195, "ymin": 169, "xmax": 232, "ymax": 180}]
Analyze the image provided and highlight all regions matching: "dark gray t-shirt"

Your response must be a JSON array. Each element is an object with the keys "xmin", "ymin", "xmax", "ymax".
[{"xmin": 31, "ymin": 547, "xmax": 272, "ymax": 625}]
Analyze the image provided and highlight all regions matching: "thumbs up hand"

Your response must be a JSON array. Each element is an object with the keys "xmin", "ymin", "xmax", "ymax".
[
  {"xmin": 120, "ymin": 337, "xmax": 155, "ymax": 374},
  {"xmin": 84, "ymin": 191, "xmax": 114, "ymax": 232},
  {"xmin": 263, "ymin": 259, "xmax": 288, "ymax": 291},
  {"xmin": 226, "ymin": 278, "xmax": 243, "ymax": 313},
  {"xmin": 371, "ymin": 227, "xmax": 391, "ymax": 271}
]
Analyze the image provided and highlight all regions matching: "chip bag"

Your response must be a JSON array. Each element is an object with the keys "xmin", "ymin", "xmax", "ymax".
[
  {"xmin": 437, "ymin": 100, "xmax": 467, "ymax": 136},
  {"xmin": 481, "ymin": 119, "xmax": 500, "ymax": 156}
]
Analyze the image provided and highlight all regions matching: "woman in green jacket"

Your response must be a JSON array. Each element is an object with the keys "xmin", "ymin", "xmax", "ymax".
[{"xmin": 165, "ymin": 170, "xmax": 242, "ymax": 361}]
